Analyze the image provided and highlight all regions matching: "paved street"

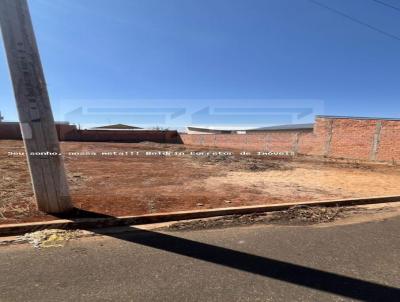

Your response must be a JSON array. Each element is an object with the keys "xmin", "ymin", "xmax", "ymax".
[{"xmin": 0, "ymin": 216, "xmax": 399, "ymax": 301}]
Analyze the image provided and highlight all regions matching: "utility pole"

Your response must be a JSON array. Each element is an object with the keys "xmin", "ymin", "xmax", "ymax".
[{"xmin": 0, "ymin": 0, "xmax": 73, "ymax": 213}]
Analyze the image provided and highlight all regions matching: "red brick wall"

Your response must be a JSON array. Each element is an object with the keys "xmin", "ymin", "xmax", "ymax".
[
  {"xmin": 0, "ymin": 122, "xmax": 77, "ymax": 140},
  {"xmin": 306, "ymin": 118, "xmax": 332, "ymax": 156},
  {"xmin": 328, "ymin": 119, "xmax": 377, "ymax": 160},
  {"xmin": 297, "ymin": 131, "xmax": 319, "ymax": 155},
  {"xmin": 376, "ymin": 121, "xmax": 400, "ymax": 162},
  {"xmin": 180, "ymin": 117, "xmax": 400, "ymax": 163},
  {"xmin": 0, "ymin": 123, "xmax": 21, "ymax": 139},
  {"xmin": 0, "ymin": 123, "xmax": 180, "ymax": 144},
  {"xmin": 64, "ymin": 129, "xmax": 180, "ymax": 143},
  {"xmin": 180, "ymin": 131, "xmax": 308, "ymax": 152},
  {"xmin": 215, "ymin": 135, "xmax": 246, "ymax": 149},
  {"xmin": 2, "ymin": 117, "xmax": 400, "ymax": 162},
  {"xmin": 265, "ymin": 131, "xmax": 297, "ymax": 152},
  {"xmin": 246, "ymin": 134, "xmax": 266, "ymax": 151}
]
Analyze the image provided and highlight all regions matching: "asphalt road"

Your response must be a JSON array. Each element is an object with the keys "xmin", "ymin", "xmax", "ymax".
[{"xmin": 0, "ymin": 217, "xmax": 399, "ymax": 302}]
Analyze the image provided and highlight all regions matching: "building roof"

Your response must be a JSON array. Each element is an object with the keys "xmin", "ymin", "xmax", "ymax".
[
  {"xmin": 92, "ymin": 124, "xmax": 142, "ymax": 130},
  {"xmin": 186, "ymin": 123, "xmax": 314, "ymax": 133},
  {"xmin": 186, "ymin": 126, "xmax": 234, "ymax": 134},
  {"xmin": 247, "ymin": 123, "xmax": 314, "ymax": 131}
]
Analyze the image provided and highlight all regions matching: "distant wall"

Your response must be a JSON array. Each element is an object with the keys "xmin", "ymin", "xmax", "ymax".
[
  {"xmin": 0, "ymin": 122, "xmax": 21, "ymax": 139},
  {"xmin": 0, "ymin": 122, "xmax": 77, "ymax": 140},
  {"xmin": 2, "ymin": 117, "xmax": 400, "ymax": 162},
  {"xmin": 180, "ymin": 116, "xmax": 400, "ymax": 163},
  {"xmin": 180, "ymin": 131, "xmax": 304, "ymax": 151},
  {"xmin": 179, "ymin": 130, "xmax": 306, "ymax": 153},
  {"xmin": 0, "ymin": 122, "xmax": 180, "ymax": 144},
  {"xmin": 64, "ymin": 129, "xmax": 180, "ymax": 143}
]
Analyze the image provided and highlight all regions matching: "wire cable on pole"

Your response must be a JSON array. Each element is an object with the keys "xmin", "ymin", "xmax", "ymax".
[
  {"xmin": 308, "ymin": 0, "xmax": 400, "ymax": 42},
  {"xmin": 371, "ymin": 0, "xmax": 400, "ymax": 12}
]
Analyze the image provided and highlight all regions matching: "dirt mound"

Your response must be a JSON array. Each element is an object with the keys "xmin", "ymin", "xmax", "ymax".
[
  {"xmin": 199, "ymin": 154, "xmax": 292, "ymax": 171},
  {"xmin": 233, "ymin": 158, "xmax": 292, "ymax": 172},
  {"xmin": 163, "ymin": 206, "xmax": 343, "ymax": 231},
  {"xmin": 136, "ymin": 141, "xmax": 165, "ymax": 147},
  {"xmin": 269, "ymin": 205, "xmax": 341, "ymax": 225}
]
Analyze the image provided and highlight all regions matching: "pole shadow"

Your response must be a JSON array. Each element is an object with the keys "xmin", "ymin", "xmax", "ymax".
[{"xmin": 56, "ymin": 208, "xmax": 400, "ymax": 301}]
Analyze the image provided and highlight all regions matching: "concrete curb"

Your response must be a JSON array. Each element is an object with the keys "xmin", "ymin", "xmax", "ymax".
[{"xmin": 1, "ymin": 195, "xmax": 399, "ymax": 237}]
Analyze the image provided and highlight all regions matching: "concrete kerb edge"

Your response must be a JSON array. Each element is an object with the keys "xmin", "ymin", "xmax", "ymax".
[{"xmin": 1, "ymin": 195, "xmax": 400, "ymax": 237}]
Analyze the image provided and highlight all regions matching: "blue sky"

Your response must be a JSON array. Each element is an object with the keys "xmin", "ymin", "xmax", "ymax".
[{"xmin": 1, "ymin": 0, "xmax": 399, "ymax": 129}]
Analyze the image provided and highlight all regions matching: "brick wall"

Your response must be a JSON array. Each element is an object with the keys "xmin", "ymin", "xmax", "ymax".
[
  {"xmin": 328, "ymin": 119, "xmax": 377, "ymax": 160},
  {"xmin": 64, "ymin": 129, "xmax": 180, "ymax": 143},
  {"xmin": 311, "ymin": 117, "xmax": 400, "ymax": 162},
  {"xmin": 376, "ymin": 121, "xmax": 400, "ymax": 162},
  {"xmin": 0, "ymin": 122, "xmax": 21, "ymax": 139},
  {"xmin": 2, "ymin": 116, "xmax": 399, "ymax": 162},
  {"xmin": 0, "ymin": 122, "xmax": 180, "ymax": 144},
  {"xmin": 180, "ymin": 116, "xmax": 400, "ymax": 163},
  {"xmin": 179, "ymin": 130, "xmax": 310, "ymax": 152},
  {"xmin": 0, "ymin": 122, "xmax": 77, "ymax": 140}
]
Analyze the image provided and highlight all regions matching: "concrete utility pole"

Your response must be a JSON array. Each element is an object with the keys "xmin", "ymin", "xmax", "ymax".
[{"xmin": 0, "ymin": 0, "xmax": 73, "ymax": 213}]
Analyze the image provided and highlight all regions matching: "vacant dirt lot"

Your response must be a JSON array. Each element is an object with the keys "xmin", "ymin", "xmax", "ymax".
[{"xmin": 1, "ymin": 140, "xmax": 400, "ymax": 224}]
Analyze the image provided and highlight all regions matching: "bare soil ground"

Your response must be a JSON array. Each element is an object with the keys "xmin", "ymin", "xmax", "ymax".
[{"xmin": 1, "ymin": 140, "xmax": 400, "ymax": 224}]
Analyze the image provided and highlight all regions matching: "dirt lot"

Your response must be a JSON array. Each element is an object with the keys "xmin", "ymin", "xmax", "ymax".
[{"xmin": 1, "ymin": 140, "xmax": 400, "ymax": 224}]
